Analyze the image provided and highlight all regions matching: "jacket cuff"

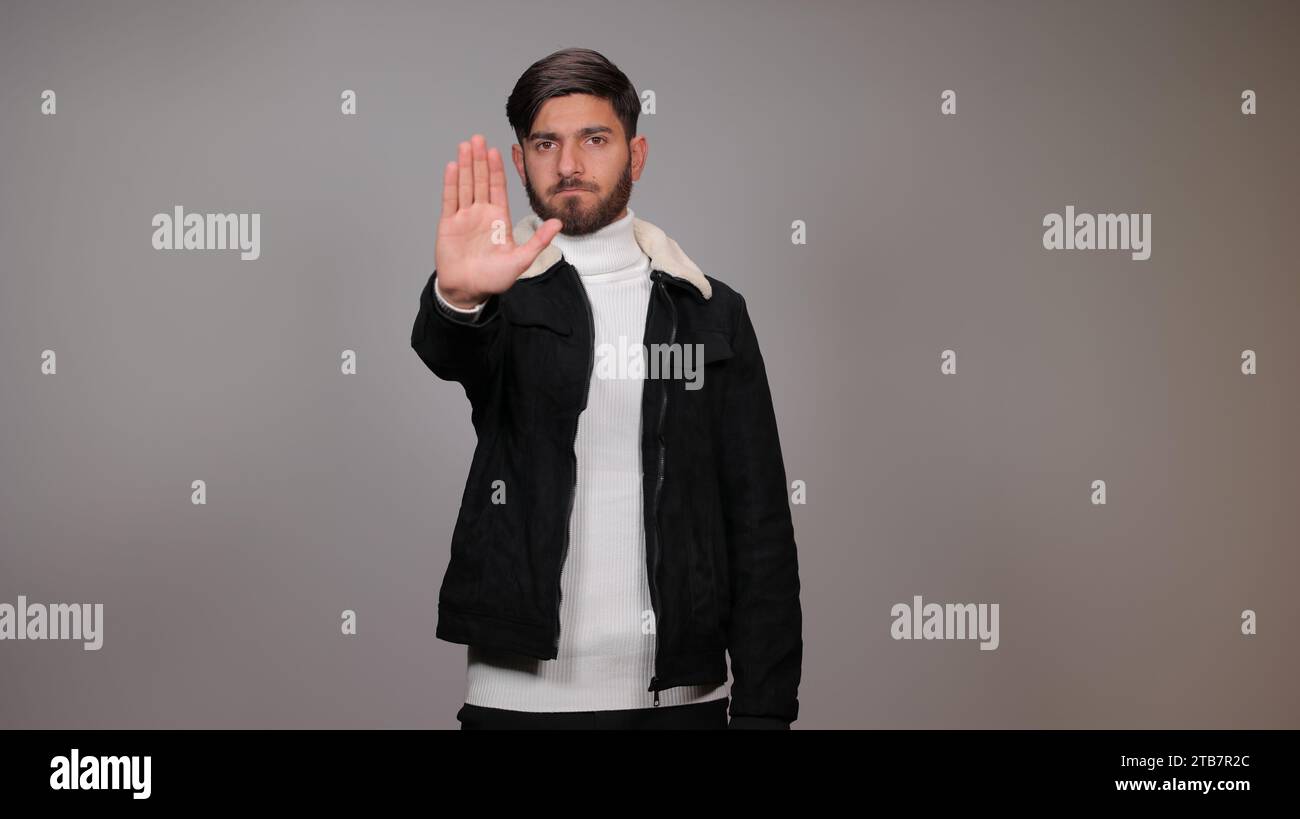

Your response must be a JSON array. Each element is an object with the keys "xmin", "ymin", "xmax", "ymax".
[
  {"xmin": 727, "ymin": 715, "xmax": 792, "ymax": 730},
  {"xmin": 433, "ymin": 277, "xmax": 487, "ymax": 324}
]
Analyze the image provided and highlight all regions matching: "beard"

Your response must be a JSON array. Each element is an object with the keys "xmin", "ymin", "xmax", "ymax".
[{"xmin": 523, "ymin": 155, "xmax": 634, "ymax": 237}]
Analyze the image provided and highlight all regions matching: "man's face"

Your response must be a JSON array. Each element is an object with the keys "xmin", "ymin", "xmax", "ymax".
[{"xmin": 512, "ymin": 93, "xmax": 646, "ymax": 236}]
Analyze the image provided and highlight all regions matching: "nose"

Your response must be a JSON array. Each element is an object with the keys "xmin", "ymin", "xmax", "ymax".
[{"xmin": 557, "ymin": 141, "xmax": 582, "ymax": 182}]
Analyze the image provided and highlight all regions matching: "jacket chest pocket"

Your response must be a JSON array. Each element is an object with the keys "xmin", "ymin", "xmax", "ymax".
[
  {"xmin": 672, "ymin": 330, "xmax": 734, "ymax": 421},
  {"xmin": 696, "ymin": 331, "xmax": 734, "ymax": 366},
  {"xmin": 502, "ymin": 296, "xmax": 573, "ymax": 336},
  {"xmin": 501, "ymin": 296, "xmax": 588, "ymax": 395}
]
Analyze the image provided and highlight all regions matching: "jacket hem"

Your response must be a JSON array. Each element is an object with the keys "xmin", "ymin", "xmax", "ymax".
[
  {"xmin": 436, "ymin": 603, "xmax": 557, "ymax": 660},
  {"xmin": 437, "ymin": 605, "xmax": 731, "ymax": 692},
  {"xmin": 654, "ymin": 648, "xmax": 729, "ymax": 691}
]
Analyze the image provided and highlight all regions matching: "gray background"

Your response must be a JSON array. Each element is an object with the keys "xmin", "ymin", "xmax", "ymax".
[{"xmin": 1, "ymin": 0, "xmax": 1297, "ymax": 728}]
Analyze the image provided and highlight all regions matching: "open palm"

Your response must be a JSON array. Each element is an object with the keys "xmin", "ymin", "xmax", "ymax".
[{"xmin": 435, "ymin": 134, "xmax": 563, "ymax": 308}]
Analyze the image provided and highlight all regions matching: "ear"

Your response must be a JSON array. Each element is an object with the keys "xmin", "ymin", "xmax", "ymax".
[
  {"xmin": 511, "ymin": 143, "xmax": 527, "ymax": 184},
  {"xmin": 629, "ymin": 134, "xmax": 648, "ymax": 182}
]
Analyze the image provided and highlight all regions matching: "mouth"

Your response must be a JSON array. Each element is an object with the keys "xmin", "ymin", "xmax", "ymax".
[{"xmin": 558, "ymin": 189, "xmax": 590, "ymax": 195}]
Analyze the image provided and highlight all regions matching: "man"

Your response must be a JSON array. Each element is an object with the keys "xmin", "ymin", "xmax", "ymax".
[{"xmin": 411, "ymin": 47, "xmax": 802, "ymax": 729}]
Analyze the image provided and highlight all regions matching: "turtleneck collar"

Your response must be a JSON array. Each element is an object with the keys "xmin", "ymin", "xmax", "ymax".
[{"xmin": 547, "ymin": 207, "xmax": 647, "ymax": 277}]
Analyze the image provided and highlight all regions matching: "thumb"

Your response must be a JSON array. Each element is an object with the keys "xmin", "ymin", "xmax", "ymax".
[{"xmin": 514, "ymin": 218, "xmax": 563, "ymax": 266}]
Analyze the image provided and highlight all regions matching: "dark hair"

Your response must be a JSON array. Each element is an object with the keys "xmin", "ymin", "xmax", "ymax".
[{"xmin": 506, "ymin": 48, "xmax": 640, "ymax": 147}]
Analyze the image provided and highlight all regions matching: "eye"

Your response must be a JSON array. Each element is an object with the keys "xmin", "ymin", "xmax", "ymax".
[
  {"xmin": 589, "ymin": 136, "xmax": 606, "ymax": 145},
  {"xmin": 536, "ymin": 140, "xmax": 554, "ymax": 151}
]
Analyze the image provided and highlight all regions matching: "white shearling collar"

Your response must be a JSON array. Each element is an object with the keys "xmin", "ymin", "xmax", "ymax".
[{"xmin": 512, "ymin": 212, "xmax": 712, "ymax": 300}]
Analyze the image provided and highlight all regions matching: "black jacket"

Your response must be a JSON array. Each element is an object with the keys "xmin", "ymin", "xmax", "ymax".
[{"xmin": 410, "ymin": 214, "xmax": 802, "ymax": 729}]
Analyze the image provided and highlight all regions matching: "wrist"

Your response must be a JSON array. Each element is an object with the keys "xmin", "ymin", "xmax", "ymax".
[{"xmin": 434, "ymin": 278, "xmax": 486, "ymax": 312}]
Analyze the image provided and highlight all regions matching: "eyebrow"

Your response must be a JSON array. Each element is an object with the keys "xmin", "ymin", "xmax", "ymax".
[{"xmin": 527, "ymin": 125, "xmax": 615, "ymax": 142}]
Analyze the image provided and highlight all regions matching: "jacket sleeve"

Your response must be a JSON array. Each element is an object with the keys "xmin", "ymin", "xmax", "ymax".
[
  {"xmin": 410, "ymin": 268, "xmax": 504, "ymax": 405},
  {"xmin": 716, "ymin": 292, "xmax": 804, "ymax": 729},
  {"xmin": 433, "ymin": 275, "xmax": 488, "ymax": 323}
]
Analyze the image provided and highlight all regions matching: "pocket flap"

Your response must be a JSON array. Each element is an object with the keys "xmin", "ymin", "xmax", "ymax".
[
  {"xmin": 696, "ymin": 331, "xmax": 734, "ymax": 365},
  {"xmin": 502, "ymin": 295, "xmax": 572, "ymax": 335}
]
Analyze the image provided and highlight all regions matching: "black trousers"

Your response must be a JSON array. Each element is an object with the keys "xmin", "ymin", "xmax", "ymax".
[{"xmin": 457, "ymin": 697, "xmax": 729, "ymax": 730}]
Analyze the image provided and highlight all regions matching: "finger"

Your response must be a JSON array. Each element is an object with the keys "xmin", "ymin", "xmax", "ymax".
[
  {"xmin": 472, "ymin": 134, "xmax": 489, "ymax": 205},
  {"xmin": 457, "ymin": 140, "xmax": 473, "ymax": 211},
  {"xmin": 440, "ymin": 161, "xmax": 458, "ymax": 220},
  {"xmin": 488, "ymin": 146, "xmax": 508, "ymax": 210},
  {"xmin": 514, "ymin": 218, "xmax": 563, "ymax": 265}
]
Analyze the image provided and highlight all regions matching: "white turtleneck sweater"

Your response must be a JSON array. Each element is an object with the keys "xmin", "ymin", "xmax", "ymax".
[{"xmin": 433, "ymin": 208, "xmax": 727, "ymax": 712}]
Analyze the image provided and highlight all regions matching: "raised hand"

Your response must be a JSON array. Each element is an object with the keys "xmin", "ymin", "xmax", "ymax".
[{"xmin": 435, "ymin": 134, "xmax": 563, "ymax": 308}]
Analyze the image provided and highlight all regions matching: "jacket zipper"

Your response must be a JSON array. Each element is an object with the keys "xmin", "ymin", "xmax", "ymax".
[
  {"xmin": 552, "ymin": 265, "xmax": 678, "ymax": 703},
  {"xmin": 554, "ymin": 262, "xmax": 596, "ymax": 656},
  {"xmin": 648, "ymin": 273, "xmax": 677, "ymax": 706}
]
